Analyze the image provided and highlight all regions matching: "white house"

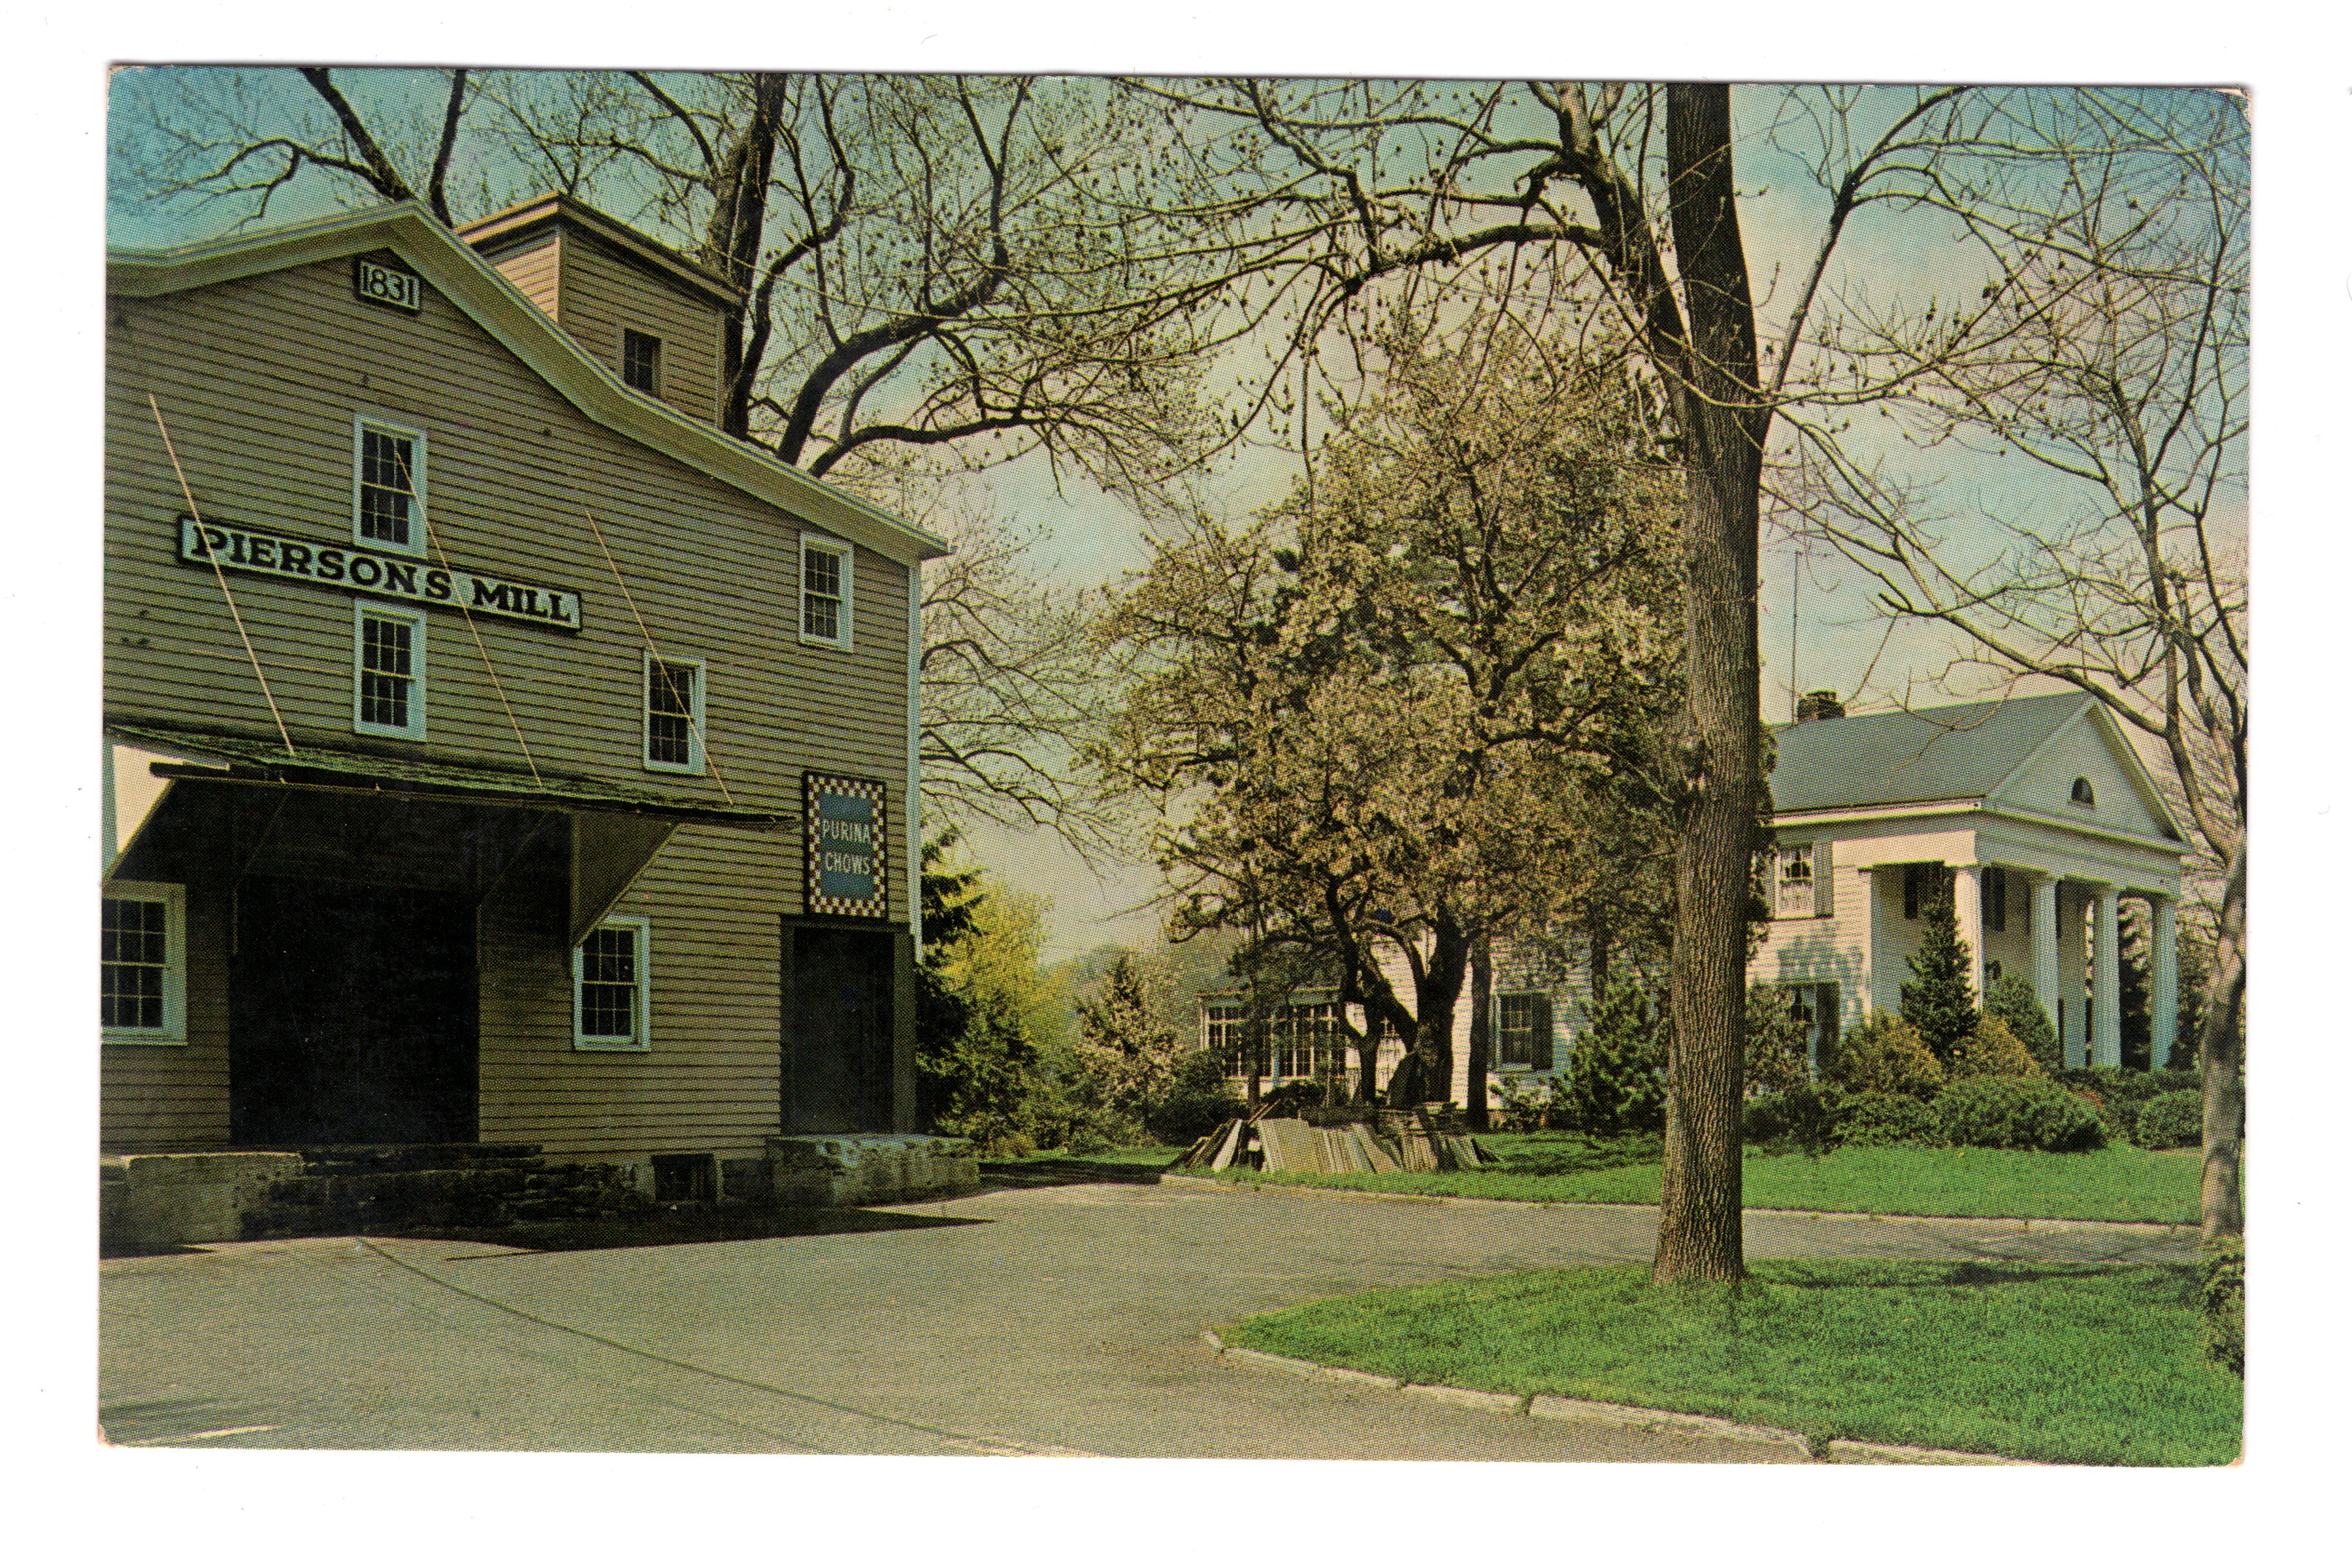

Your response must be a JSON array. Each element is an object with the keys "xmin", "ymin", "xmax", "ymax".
[{"xmin": 1202, "ymin": 690, "xmax": 2189, "ymax": 1100}]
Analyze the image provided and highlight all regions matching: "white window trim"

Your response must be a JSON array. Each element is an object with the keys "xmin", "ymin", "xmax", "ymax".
[
  {"xmin": 641, "ymin": 651, "xmax": 708, "ymax": 775},
  {"xmin": 799, "ymin": 532, "xmax": 854, "ymax": 651},
  {"xmin": 350, "ymin": 412, "xmax": 429, "ymax": 557},
  {"xmin": 101, "ymin": 881, "xmax": 187, "ymax": 1044},
  {"xmin": 352, "ymin": 601, "xmax": 428, "ymax": 740},
  {"xmin": 1774, "ymin": 841, "xmax": 1819, "ymax": 919},
  {"xmin": 574, "ymin": 916, "xmax": 652, "ymax": 1052}
]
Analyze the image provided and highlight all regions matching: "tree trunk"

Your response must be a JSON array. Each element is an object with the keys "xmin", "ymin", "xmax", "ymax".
[
  {"xmin": 711, "ymin": 72, "xmax": 787, "ymax": 442},
  {"xmin": 1467, "ymin": 936, "xmax": 1494, "ymax": 1131},
  {"xmin": 1652, "ymin": 84, "xmax": 1768, "ymax": 1287},
  {"xmin": 2200, "ymin": 841, "xmax": 2246, "ymax": 1243}
]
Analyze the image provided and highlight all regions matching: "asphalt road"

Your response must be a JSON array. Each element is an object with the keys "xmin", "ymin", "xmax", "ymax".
[{"xmin": 99, "ymin": 1177, "xmax": 2193, "ymax": 1460}]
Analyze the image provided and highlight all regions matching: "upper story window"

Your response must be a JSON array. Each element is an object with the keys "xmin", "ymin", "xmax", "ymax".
[
  {"xmin": 102, "ymin": 882, "xmax": 185, "ymax": 1041},
  {"xmin": 353, "ymin": 602, "xmax": 427, "ymax": 739},
  {"xmin": 643, "ymin": 653, "xmax": 706, "ymax": 774},
  {"xmin": 1902, "ymin": 862, "xmax": 1952, "ymax": 922},
  {"xmin": 621, "ymin": 329, "xmax": 662, "ymax": 395},
  {"xmin": 800, "ymin": 534, "xmax": 853, "ymax": 651},
  {"xmin": 574, "ymin": 917, "xmax": 650, "ymax": 1051},
  {"xmin": 1774, "ymin": 842, "xmax": 1816, "ymax": 917},
  {"xmin": 1495, "ymin": 992, "xmax": 1555, "ymax": 1070},
  {"xmin": 2070, "ymin": 776, "xmax": 2097, "ymax": 808},
  {"xmin": 353, "ymin": 415, "xmax": 427, "ymax": 555}
]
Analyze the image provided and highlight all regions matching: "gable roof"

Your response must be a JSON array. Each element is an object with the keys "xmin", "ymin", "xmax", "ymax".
[
  {"xmin": 106, "ymin": 202, "xmax": 952, "ymax": 566},
  {"xmin": 1769, "ymin": 692, "xmax": 2097, "ymax": 813}
]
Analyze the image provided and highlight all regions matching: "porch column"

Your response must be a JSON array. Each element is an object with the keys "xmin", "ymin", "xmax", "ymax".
[
  {"xmin": 2030, "ymin": 874, "xmax": 2061, "ymax": 1028},
  {"xmin": 2091, "ymin": 883, "xmax": 2122, "ymax": 1068},
  {"xmin": 1856, "ymin": 864, "xmax": 1880, "ymax": 1023},
  {"xmin": 2151, "ymin": 894, "xmax": 2180, "ymax": 1071},
  {"xmin": 1952, "ymin": 862, "xmax": 1985, "ymax": 1000}
]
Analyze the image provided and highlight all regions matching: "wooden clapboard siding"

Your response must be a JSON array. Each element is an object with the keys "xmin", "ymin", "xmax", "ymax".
[
  {"xmin": 107, "ymin": 256, "xmax": 913, "ymax": 884},
  {"xmin": 553, "ymin": 233, "xmax": 725, "ymax": 427},
  {"xmin": 477, "ymin": 231, "xmax": 563, "ymax": 321},
  {"xmin": 99, "ymin": 880, "xmax": 231, "ymax": 1151}
]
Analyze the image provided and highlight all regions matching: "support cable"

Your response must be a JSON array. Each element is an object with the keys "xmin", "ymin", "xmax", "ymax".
[
  {"xmin": 148, "ymin": 393, "xmax": 296, "ymax": 757},
  {"xmin": 418, "ymin": 495, "xmax": 544, "ymax": 787}
]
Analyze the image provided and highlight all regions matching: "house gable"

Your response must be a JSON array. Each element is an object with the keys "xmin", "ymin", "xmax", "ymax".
[{"xmin": 1987, "ymin": 701, "xmax": 2181, "ymax": 843}]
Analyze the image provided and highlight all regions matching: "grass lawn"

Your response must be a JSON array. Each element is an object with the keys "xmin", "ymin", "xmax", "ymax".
[
  {"xmin": 1204, "ymin": 1137, "xmax": 2200, "ymax": 1224},
  {"xmin": 1227, "ymin": 1258, "xmax": 2240, "ymax": 1465}
]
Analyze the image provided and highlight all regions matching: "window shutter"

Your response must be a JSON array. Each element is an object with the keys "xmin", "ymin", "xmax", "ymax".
[
  {"xmin": 1529, "ymin": 994, "xmax": 1555, "ymax": 1071},
  {"xmin": 1813, "ymin": 843, "xmax": 1835, "ymax": 917}
]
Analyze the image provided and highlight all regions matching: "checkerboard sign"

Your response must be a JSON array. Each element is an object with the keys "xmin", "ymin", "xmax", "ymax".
[{"xmin": 805, "ymin": 774, "xmax": 889, "ymax": 918}]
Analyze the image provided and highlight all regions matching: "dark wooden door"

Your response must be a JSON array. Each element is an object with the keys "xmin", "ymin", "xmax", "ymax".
[
  {"xmin": 784, "ymin": 925, "xmax": 893, "ymax": 1133},
  {"xmin": 230, "ymin": 877, "xmax": 478, "ymax": 1145}
]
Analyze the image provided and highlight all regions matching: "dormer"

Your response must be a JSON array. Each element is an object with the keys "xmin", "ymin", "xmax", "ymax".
[{"xmin": 459, "ymin": 194, "xmax": 740, "ymax": 428}]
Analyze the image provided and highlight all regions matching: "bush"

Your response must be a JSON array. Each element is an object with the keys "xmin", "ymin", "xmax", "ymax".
[
  {"xmin": 1144, "ymin": 1085, "xmax": 1250, "ymax": 1145},
  {"xmin": 2132, "ymin": 1088, "xmax": 2204, "ymax": 1149},
  {"xmin": 1933, "ymin": 1075, "xmax": 2108, "ymax": 1152},
  {"xmin": 2053, "ymin": 1067, "xmax": 2199, "ymax": 1143},
  {"xmin": 1901, "ymin": 887, "xmax": 1980, "ymax": 1064},
  {"xmin": 1493, "ymin": 1073, "xmax": 1568, "ymax": 1134},
  {"xmin": 1835, "ymin": 1090, "xmax": 1941, "ymax": 1149},
  {"xmin": 1565, "ymin": 981, "xmax": 1667, "ymax": 1135},
  {"xmin": 1259, "ymin": 1079, "xmax": 1329, "ymax": 1117},
  {"xmin": 1984, "ymin": 974, "xmax": 2063, "ymax": 1073},
  {"xmin": 1952, "ymin": 1017, "xmax": 2043, "ymax": 1079},
  {"xmin": 1744, "ymin": 983, "xmax": 1812, "ymax": 1095},
  {"xmin": 1743, "ymin": 1084, "xmax": 1838, "ymax": 1153},
  {"xmin": 2201, "ymin": 1236, "xmax": 2244, "ymax": 1376},
  {"xmin": 1822, "ymin": 1012, "xmax": 1944, "ymax": 1100}
]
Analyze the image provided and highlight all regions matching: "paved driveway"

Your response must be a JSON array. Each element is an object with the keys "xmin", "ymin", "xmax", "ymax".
[{"xmin": 99, "ymin": 1178, "xmax": 2191, "ymax": 1460}]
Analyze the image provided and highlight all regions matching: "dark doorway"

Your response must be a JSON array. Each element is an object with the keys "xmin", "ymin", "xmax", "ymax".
[
  {"xmin": 784, "ymin": 925, "xmax": 893, "ymax": 1133},
  {"xmin": 231, "ymin": 876, "xmax": 478, "ymax": 1145}
]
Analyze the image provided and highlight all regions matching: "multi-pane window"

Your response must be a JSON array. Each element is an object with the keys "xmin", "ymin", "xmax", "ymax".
[
  {"xmin": 353, "ymin": 417, "xmax": 425, "ymax": 551},
  {"xmin": 575, "ymin": 919, "xmax": 649, "ymax": 1049},
  {"xmin": 622, "ymin": 329, "xmax": 661, "ymax": 394},
  {"xmin": 800, "ymin": 535, "xmax": 851, "ymax": 648},
  {"xmin": 1495, "ymin": 992, "xmax": 1554, "ymax": 1070},
  {"xmin": 353, "ymin": 604, "xmax": 425, "ymax": 738},
  {"xmin": 642, "ymin": 655, "xmax": 704, "ymax": 772},
  {"xmin": 101, "ymin": 883, "xmax": 182, "ymax": 1039},
  {"xmin": 1776, "ymin": 842, "xmax": 1817, "ymax": 917},
  {"xmin": 1208, "ymin": 998, "xmax": 1348, "ymax": 1081}
]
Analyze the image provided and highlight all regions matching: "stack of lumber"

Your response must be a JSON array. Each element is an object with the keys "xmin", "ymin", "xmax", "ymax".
[{"xmin": 1174, "ymin": 1105, "xmax": 1494, "ymax": 1175}]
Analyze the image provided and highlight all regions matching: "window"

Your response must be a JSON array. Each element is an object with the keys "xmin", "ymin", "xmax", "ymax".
[
  {"xmin": 1985, "ymin": 866, "xmax": 2008, "ymax": 932},
  {"xmin": 352, "ymin": 415, "xmax": 426, "ymax": 553},
  {"xmin": 1495, "ymin": 992, "xmax": 1554, "ymax": 1070},
  {"xmin": 102, "ymin": 882, "xmax": 185, "ymax": 1040},
  {"xmin": 2070, "ymin": 776, "xmax": 2097, "ymax": 808},
  {"xmin": 353, "ymin": 603, "xmax": 426, "ymax": 738},
  {"xmin": 1902, "ymin": 862, "xmax": 1950, "ymax": 922},
  {"xmin": 1207, "ymin": 998, "xmax": 1348, "ymax": 1081},
  {"xmin": 621, "ymin": 329, "xmax": 662, "ymax": 394},
  {"xmin": 642, "ymin": 653, "xmax": 705, "ymax": 773},
  {"xmin": 800, "ymin": 534, "xmax": 853, "ymax": 649},
  {"xmin": 574, "ymin": 917, "xmax": 650, "ymax": 1050},
  {"xmin": 1775, "ymin": 842, "xmax": 1825, "ymax": 918}
]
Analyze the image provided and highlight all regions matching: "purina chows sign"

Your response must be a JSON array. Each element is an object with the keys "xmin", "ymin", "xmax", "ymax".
[{"xmin": 178, "ymin": 515, "xmax": 584, "ymax": 631}]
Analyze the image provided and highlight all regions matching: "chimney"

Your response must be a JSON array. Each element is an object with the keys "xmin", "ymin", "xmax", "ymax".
[{"xmin": 1796, "ymin": 690, "xmax": 1846, "ymax": 723}]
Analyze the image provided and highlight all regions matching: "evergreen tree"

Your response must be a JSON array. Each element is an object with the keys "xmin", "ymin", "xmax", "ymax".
[
  {"xmin": 1565, "ymin": 980, "xmax": 1666, "ymax": 1136},
  {"xmin": 1901, "ymin": 890, "xmax": 1980, "ymax": 1066},
  {"xmin": 2118, "ymin": 910, "xmax": 2154, "ymax": 1071},
  {"xmin": 1071, "ymin": 953, "xmax": 1192, "ymax": 1138},
  {"xmin": 911, "ymin": 834, "xmax": 1056, "ymax": 1153},
  {"xmin": 1984, "ymin": 972, "xmax": 2063, "ymax": 1075}
]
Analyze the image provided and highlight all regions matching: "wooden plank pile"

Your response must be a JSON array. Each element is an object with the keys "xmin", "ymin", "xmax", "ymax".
[{"xmin": 1175, "ymin": 1103, "xmax": 1494, "ymax": 1175}]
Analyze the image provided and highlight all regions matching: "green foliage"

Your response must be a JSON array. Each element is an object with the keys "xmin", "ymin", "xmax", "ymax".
[
  {"xmin": 1069, "ymin": 953, "xmax": 1196, "ymax": 1144},
  {"xmin": 2054, "ymin": 1066, "xmax": 2200, "ymax": 1143},
  {"xmin": 1742, "ymin": 1084, "xmax": 1838, "ymax": 1154},
  {"xmin": 1952, "ymin": 1016, "xmax": 2044, "ymax": 1079},
  {"xmin": 1933, "ymin": 1075, "xmax": 2108, "ymax": 1152},
  {"xmin": 2132, "ymin": 1088, "xmax": 2204, "ymax": 1150},
  {"xmin": 2119, "ymin": 909, "xmax": 2155, "ymax": 1071},
  {"xmin": 1743, "ymin": 983, "xmax": 1812, "ymax": 1094},
  {"xmin": 1900, "ymin": 889, "xmax": 1980, "ymax": 1064},
  {"xmin": 2200, "ymin": 1237, "xmax": 2244, "ymax": 1377},
  {"xmin": 1492, "ymin": 1074, "xmax": 1571, "ymax": 1132},
  {"xmin": 1821, "ymin": 1011, "xmax": 1944, "ymax": 1100},
  {"xmin": 1565, "ymin": 981, "xmax": 1665, "ymax": 1136},
  {"xmin": 1983, "ymin": 973, "xmax": 2063, "ymax": 1073},
  {"xmin": 1834, "ymin": 1090, "xmax": 1942, "ymax": 1149}
]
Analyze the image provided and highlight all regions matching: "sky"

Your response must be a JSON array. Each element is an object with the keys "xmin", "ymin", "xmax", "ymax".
[{"xmin": 26, "ymin": 9, "xmax": 2351, "ymax": 1555}]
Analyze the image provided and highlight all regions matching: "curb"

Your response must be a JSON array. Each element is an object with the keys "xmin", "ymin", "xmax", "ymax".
[
  {"xmin": 1199, "ymin": 1329, "xmax": 2040, "ymax": 1465},
  {"xmin": 1160, "ymin": 1173, "xmax": 2193, "ymax": 1239}
]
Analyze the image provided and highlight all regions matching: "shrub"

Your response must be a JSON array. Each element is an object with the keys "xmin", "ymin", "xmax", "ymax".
[
  {"xmin": 1259, "ymin": 1079, "xmax": 1328, "ymax": 1117},
  {"xmin": 1901, "ymin": 887, "xmax": 1980, "ymax": 1064},
  {"xmin": 1834, "ymin": 1090, "xmax": 1940, "ymax": 1149},
  {"xmin": 2132, "ymin": 1088, "xmax": 2204, "ymax": 1149},
  {"xmin": 2054, "ymin": 1066, "xmax": 2199, "ymax": 1142},
  {"xmin": 1742, "ymin": 1084, "xmax": 1838, "ymax": 1153},
  {"xmin": 1744, "ymin": 983, "xmax": 1812, "ymax": 1094},
  {"xmin": 1492, "ymin": 1073, "xmax": 1567, "ymax": 1134},
  {"xmin": 1565, "ymin": 981, "xmax": 1666, "ymax": 1136},
  {"xmin": 2201, "ymin": 1236, "xmax": 2244, "ymax": 1376},
  {"xmin": 1933, "ymin": 1075, "xmax": 2108, "ymax": 1152},
  {"xmin": 1144, "ymin": 1084, "xmax": 1250, "ymax": 1144},
  {"xmin": 1822, "ymin": 1012, "xmax": 1944, "ymax": 1100},
  {"xmin": 1952, "ymin": 1017, "xmax": 2043, "ymax": 1079},
  {"xmin": 1983, "ymin": 974, "xmax": 2063, "ymax": 1073}
]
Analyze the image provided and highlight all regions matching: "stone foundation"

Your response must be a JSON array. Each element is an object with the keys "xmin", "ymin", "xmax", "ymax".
[
  {"xmin": 764, "ymin": 1134, "xmax": 979, "ymax": 1207},
  {"xmin": 101, "ymin": 1152, "xmax": 304, "ymax": 1250}
]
